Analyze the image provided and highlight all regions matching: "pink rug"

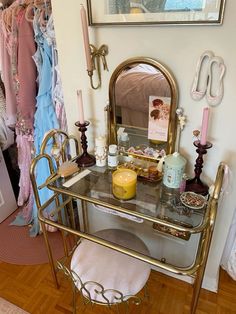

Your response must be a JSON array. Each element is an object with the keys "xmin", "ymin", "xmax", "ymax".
[
  {"xmin": 0, "ymin": 210, "xmax": 64, "ymax": 265},
  {"xmin": 0, "ymin": 297, "xmax": 30, "ymax": 313}
]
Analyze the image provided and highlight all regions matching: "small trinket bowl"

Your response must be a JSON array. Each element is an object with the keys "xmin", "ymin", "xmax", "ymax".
[{"xmin": 180, "ymin": 192, "xmax": 207, "ymax": 210}]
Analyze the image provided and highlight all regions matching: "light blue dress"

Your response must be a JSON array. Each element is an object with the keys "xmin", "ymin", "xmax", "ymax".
[{"xmin": 30, "ymin": 15, "xmax": 59, "ymax": 237}]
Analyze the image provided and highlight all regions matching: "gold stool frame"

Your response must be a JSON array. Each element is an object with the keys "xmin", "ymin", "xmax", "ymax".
[{"xmin": 30, "ymin": 129, "xmax": 147, "ymax": 313}]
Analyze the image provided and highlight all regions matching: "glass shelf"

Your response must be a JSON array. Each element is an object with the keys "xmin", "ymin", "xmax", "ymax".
[{"xmin": 49, "ymin": 165, "xmax": 207, "ymax": 233}]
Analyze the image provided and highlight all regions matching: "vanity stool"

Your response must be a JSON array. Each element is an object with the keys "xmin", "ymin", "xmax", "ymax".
[{"xmin": 59, "ymin": 228, "xmax": 151, "ymax": 313}]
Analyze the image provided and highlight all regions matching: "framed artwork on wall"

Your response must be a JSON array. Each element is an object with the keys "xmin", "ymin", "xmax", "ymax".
[{"xmin": 86, "ymin": 0, "xmax": 226, "ymax": 26}]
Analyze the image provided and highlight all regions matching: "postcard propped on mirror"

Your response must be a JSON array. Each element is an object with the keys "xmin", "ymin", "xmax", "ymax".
[{"xmin": 148, "ymin": 96, "xmax": 171, "ymax": 142}]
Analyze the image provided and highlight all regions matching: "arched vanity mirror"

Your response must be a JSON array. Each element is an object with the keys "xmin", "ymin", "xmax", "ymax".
[{"xmin": 108, "ymin": 57, "xmax": 178, "ymax": 161}]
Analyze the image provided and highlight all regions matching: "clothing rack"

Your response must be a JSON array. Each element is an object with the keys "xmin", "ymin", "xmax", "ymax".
[{"xmin": 0, "ymin": 0, "xmax": 68, "ymax": 236}]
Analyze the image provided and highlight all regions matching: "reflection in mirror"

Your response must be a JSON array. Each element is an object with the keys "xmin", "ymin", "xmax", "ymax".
[
  {"xmin": 115, "ymin": 63, "xmax": 171, "ymax": 129},
  {"xmin": 108, "ymin": 57, "xmax": 178, "ymax": 161}
]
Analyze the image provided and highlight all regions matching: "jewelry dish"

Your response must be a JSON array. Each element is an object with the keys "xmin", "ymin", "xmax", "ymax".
[
  {"xmin": 180, "ymin": 192, "xmax": 207, "ymax": 210},
  {"xmin": 117, "ymin": 162, "xmax": 163, "ymax": 183}
]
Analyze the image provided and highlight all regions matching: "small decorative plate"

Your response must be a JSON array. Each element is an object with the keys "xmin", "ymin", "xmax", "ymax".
[
  {"xmin": 180, "ymin": 192, "xmax": 207, "ymax": 210},
  {"xmin": 138, "ymin": 172, "xmax": 163, "ymax": 183}
]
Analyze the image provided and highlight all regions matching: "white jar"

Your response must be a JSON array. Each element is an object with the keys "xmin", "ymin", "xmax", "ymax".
[{"xmin": 108, "ymin": 144, "xmax": 118, "ymax": 169}]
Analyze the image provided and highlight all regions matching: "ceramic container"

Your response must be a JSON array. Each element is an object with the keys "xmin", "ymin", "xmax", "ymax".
[
  {"xmin": 163, "ymin": 152, "xmax": 187, "ymax": 189},
  {"xmin": 95, "ymin": 136, "xmax": 107, "ymax": 167}
]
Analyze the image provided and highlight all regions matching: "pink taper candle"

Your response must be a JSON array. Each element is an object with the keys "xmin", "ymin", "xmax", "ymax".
[
  {"xmin": 200, "ymin": 107, "xmax": 209, "ymax": 145},
  {"xmin": 80, "ymin": 4, "xmax": 93, "ymax": 72},
  {"xmin": 77, "ymin": 90, "xmax": 85, "ymax": 124}
]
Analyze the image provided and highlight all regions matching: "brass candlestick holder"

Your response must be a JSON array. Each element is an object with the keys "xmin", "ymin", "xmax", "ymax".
[
  {"xmin": 75, "ymin": 121, "xmax": 96, "ymax": 167},
  {"xmin": 185, "ymin": 140, "xmax": 212, "ymax": 196}
]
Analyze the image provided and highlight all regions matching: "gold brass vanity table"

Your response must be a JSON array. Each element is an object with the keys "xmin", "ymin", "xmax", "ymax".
[
  {"xmin": 33, "ymin": 158, "xmax": 225, "ymax": 314},
  {"xmin": 31, "ymin": 56, "xmax": 225, "ymax": 313}
]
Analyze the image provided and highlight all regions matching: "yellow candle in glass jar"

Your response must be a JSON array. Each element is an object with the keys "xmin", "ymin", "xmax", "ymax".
[{"xmin": 112, "ymin": 169, "xmax": 137, "ymax": 200}]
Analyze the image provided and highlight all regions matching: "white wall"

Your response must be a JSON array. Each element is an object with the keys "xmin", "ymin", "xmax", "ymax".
[{"xmin": 51, "ymin": 0, "xmax": 236, "ymax": 292}]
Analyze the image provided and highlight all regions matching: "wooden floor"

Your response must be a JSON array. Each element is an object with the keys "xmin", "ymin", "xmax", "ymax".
[{"xmin": 0, "ymin": 261, "xmax": 235, "ymax": 314}]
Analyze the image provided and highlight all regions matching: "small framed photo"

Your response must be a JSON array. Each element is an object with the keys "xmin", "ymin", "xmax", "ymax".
[
  {"xmin": 87, "ymin": 0, "xmax": 226, "ymax": 26},
  {"xmin": 148, "ymin": 96, "xmax": 171, "ymax": 142}
]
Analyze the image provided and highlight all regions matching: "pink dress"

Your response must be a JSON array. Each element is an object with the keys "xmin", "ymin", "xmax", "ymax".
[
  {"xmin": 0, "ymin": 10, "xmax": 17, "ymax": 127},
  {"xmin": 1, "ymin": 5, "xmax": 37, "ymax": 225},
  {"xmin": 15, "ymin": 8, "xmax": 37, "ymax": 224},
  {"xmin": 17, "ymin": 8, "xmax": 37, "ymax": 132}
]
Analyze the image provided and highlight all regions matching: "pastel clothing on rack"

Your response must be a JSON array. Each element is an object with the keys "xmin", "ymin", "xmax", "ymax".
[
  {"xmin": 0, "ymin": 26, "xmax": 17, "ymax": 126},
  {"xmin": 32, "ymin": 8, "xmax": 43, "ymax": 79},
  {"xmin": 53, "ymin": 64, "xmax": 67, "ymax": 131},
  {"xmin": 33, "ymin": 11, "xmax": 59, "ymax": 154},
  {"xmin": 44, "ymin": 13, "xmax": 56, "ymax": 47},
  {"xmin": 0, "ymin": 82, "xmax": 5, "ymax": 115},
  {"xmin": 45, "ymin": 14, "xmax": 67, "ymax": 131},
  {"xmin": 13, "ymin": 8, "xmax": 37, "ymax": 226},
  {"xmin": 0, "ymin": 2, "xmax": 68, "ymax": 235},
  {"xmin": 0, "ymin": 3, "xmax": 36, "ymax": 229},
  {"xmin": 0, "ymin": 115, "xmax": 14, "ymax": 150},
  {"xmin": 31, "ymin": 30, "xmax": 59, "ymax": 236},
  {"xmin": 11, "ymin": 134, "xmax": 34, "ymax": 225},
  {"xmin": 17, "ymin": 8, "xmax": 37, "ymax": 133},
  {"xmin": 16, "ymin": 134, "xmax": 33, "ymax": 208},
  {"xmin": 0, "ymin": 82, "xmax": 14, "ymax": 150},
  {"xmin": 11, "ymin": 9, "xmax": 59, "ymax": 234},
  {"xmin": 0, "ymin": 1, "xmax": 21, "ymax": 126}
]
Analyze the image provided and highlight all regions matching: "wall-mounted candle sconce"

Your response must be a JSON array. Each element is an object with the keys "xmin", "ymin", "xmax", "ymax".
[
  {"xmin": 80, "ymin": 4, "xmax": 108, "ymax": 90},
  {"xmin": 88, "ymin": 44, "xmax": 108, "ymax": 89}
]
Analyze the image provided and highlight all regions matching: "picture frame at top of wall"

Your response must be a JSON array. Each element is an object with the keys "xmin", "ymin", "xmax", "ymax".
[{"xmin": 86, "ymin": 0, "xmax": 226, "ymax": 26}]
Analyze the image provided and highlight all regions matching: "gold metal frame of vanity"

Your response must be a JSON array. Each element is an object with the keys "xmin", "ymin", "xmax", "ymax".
[{"xmin": 31, "ymin": 153, "xmax": 225, "ymax": 314}]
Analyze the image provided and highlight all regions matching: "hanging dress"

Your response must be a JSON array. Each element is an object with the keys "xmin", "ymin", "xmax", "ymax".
[
  {"xmin": 29, "ymin": 10, "xmax": 59, "ymax": 236},
  {"xmin": 45, "ymin": 14, "xmax": 67, "ymax": 131},
  {"xmin": 11, "ymin": 6, "xmax": 37, "ymax": 226},
  {"xmin": 0, "ymin": 78, "xmax": 14, "ymax": 150},
  {"xmin": 0, "ymin": 5, "xmax": 18, "ymax": 127}
]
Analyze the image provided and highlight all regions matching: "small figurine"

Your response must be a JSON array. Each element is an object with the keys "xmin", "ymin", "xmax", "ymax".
[
  {"xmin": 193, "ymin": 129, "xmax": 200, "ymax": 141},
  {"xmin": 95, "ymin": 136, "xmax": 107, "ymax": 167},
  {"xmin": 175, "ymin": 108, "xmax": 187, "ymax": 152},
  {"xmin": 176, "ymin": 108, "xmax": 187, "ymax": 130}
]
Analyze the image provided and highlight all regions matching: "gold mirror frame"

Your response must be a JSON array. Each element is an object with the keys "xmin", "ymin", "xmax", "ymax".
[{"xmin": 108, "ymin": 57, "xmax": 178, "ymax": 160}]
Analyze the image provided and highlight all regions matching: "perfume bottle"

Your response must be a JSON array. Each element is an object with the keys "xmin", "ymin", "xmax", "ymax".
[{"xmin": 118, "ymin": 132, "xmax": 130, "ymax": 153}]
